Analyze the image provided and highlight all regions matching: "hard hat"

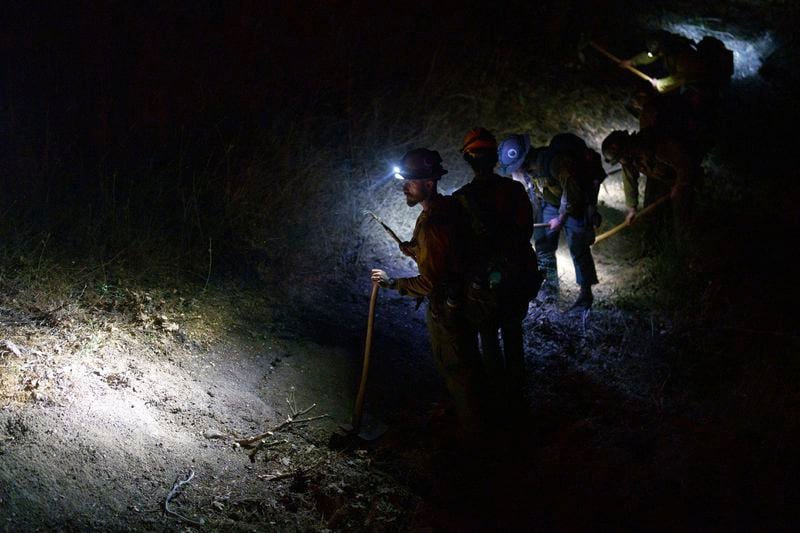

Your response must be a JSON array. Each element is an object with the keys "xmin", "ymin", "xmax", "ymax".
[
  {"xmin": 397, "ymin": 148, "xmax": 448, "ymax": 180},
  {"xmin": 601, "ymin": 130, "xmax": 630, "ymax": 164},
  {"xmin": 645, "ymin": 30, "xmax": 671, "ymax": 55},
  {"xmin": 497, "ymin": 134, "xmax": 531, "ymax": 175},
  {"xmin": 462, "ymin": 127, "xmax": 497, "ymax": 156}
]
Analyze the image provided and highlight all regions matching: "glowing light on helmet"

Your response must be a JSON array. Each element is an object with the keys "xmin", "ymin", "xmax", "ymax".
[{"xmin": 665, "ymin": 21, "xmax": 775, "ymax": 79}]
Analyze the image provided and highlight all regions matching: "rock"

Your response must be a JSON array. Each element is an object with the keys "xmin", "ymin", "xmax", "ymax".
[
  {"xmin": 203, "ymin": 428, "xmax": 228, "ymax": 439},
  {"xmin": 0, "ymin": 340, "xmax": 22, "ymax": 357}
]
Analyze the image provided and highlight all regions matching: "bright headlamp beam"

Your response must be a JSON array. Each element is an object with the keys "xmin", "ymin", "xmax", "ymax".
[{"xmin": 665, "ymin": 22, "xmax": 776, "ymax": 79}]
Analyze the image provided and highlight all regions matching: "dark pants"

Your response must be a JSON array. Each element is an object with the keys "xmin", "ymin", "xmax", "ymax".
[
  {"xmin": 534, "ymin": 202, "xmax": 598, "ymax": 290},
  {"xmin": 477, "ymin": 290, "xmax": 529, "ymax": 408},
  {"xmin": 643, "ymin": 176, "xmax": 694, "ymax": 253},
  {"xmin": 427, "ymin": 302, "xmax": 487, "ymax": 434}
]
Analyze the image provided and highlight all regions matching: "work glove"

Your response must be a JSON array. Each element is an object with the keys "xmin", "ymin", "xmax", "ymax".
[
  {"xmin": 625, "ymin": 207, "xmax": 637, "ymax": 224},
  {"xmin": 370, "ymin": 269, "xmax": 396, "ymax": 289},
  {"xmin": 548, "ymin": 216, "xmax": 564, "ymax": 232}
]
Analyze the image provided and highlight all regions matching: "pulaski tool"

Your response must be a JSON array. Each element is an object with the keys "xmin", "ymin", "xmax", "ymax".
[
  {"xmin": 363, "ymin": 209, "xmax": 402, "ymax": 245},
  {"xmin": 329, "ymin": 282, "xmax": 387, "ymax": 448},
  {"xmin": 363, "ymin": 209, "xmax": 416, "ymax": 261}
]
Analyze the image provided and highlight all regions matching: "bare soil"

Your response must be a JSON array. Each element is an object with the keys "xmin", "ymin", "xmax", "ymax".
[{"xmin": 2, "ymin": 194, "xmax": 796, "ymax": 531}]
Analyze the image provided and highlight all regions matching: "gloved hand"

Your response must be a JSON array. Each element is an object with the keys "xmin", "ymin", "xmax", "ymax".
[
  {"xmin": 548, "ymin": 216, "xmax": 564, "ymax": 232},
  {"xmin": 370, "ymin": 269, "xmax": 396, "ymax": 289}
]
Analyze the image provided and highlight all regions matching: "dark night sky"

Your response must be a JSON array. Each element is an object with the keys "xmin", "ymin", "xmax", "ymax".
[
  {"xmin": 2, "ymin": 1, "xmax": 621, "ymax": 157},
  {"xmin": 3, "ymin": 0, "xmax": 797, "ymax": 258}
]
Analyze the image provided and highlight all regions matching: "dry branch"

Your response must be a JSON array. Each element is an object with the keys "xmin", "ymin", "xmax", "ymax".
[
  {"xmin": 163, "ymin": 469, "xmax": 205, "ymax": 526},
  {"xmin": 257, "ymin": 455, "xmax": 327, "ymax": 481},
  {"xmin": 247, "ymin": 438, "xmax": 290, "ymax": 463},
  {"xmin": 235, "ymin": 388, "xmax": 329, "ymax": 451}
]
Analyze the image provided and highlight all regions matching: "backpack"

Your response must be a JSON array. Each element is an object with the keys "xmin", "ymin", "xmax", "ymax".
[
  {"xmin": 539, "ymin": 133, "xmax": 607, "ymax": 204},
  {"xmin": 696, "ymin": 36, "xmax": 734, "ymax": 86},
  {"xmin": 454, "ymin": 178, "xmax": 542, "ymax": 325}
]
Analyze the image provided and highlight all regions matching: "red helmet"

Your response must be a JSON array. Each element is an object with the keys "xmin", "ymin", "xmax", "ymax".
[{"xmin": 462, "ymin": 127, "xmax": 497, "ymax": 157}]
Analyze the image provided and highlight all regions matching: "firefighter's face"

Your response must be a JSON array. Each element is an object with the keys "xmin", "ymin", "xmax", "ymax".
[{"xmin": 402, "ymin": 179, "xmax": 432, "ymax": 207}]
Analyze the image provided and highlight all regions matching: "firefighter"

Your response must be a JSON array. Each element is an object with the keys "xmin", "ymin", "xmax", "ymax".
[
  {"xmin": 601, "ymin": 129, "xmax": 702, "ymax": 252},
  {"xmin": 453, "ymin": 128, "xmax": 540, "ymax": 407},
  {"xmin": 498, "ymin": 133, "xmax": 603, "ymax": 312},
  {"xmin": 371, "ymin": 148, "xmax": 487, "ymax": 434},
  {"xmin": 619, "ymin": 30, "xmax": 708, "ymax": 95}
]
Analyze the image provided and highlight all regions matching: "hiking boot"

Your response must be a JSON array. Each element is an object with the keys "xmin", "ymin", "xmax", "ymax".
[
  {"xmin": 534, "ymin": 279, "xmax": 559, "ymax": 305},
  {"xmin": 568, "ymin": 287, "xmax": 593, "ymax": 313}
]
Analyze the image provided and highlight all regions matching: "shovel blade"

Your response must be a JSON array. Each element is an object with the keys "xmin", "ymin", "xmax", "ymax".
[
  {"xmin": 329, "ymin": 414, "xmax": 388, "ymax": 449},
  {"xmin": 354, "ymin": 413, "xmax": 389, "ymax": 441}
]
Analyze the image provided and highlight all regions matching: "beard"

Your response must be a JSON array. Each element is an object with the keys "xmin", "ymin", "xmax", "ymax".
[{"xmin": 405, "ymin": 196, "xmax": 419, "ymax": 207}]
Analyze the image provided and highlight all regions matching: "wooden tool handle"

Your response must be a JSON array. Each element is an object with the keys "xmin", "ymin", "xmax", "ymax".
[
  {"xmin": 352, "ymin": 282, "xmax": 379, "ymax": 430},
  {"xmin": 589, "ymin": 41, "xmax": 653, "ymax": 84},
  {"xmin": 593, "ymin": 194, "xmax": 671, "ymax": 244}
]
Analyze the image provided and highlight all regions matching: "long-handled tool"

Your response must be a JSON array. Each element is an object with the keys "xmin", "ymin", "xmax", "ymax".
[
  {"xmin": 593, "ymin": 194, "xmax": 670, "ymax": 244},
  {"xmin": 363, "ymin": 209, "xmax": 402, "ymax": 245},
  {"xmin": 578, "ymin": 36, "xmax": 654, "ymax": 84},
  {"xmin": 351, "ymin": 282, "xmax": 380, "ymax": 432},
  {"xmin": 364, "ymin": 209, "xmax": 417, "ymax": 261},
  {"xmin": 329, "ymin": 282, "xmax": 387, "ymax": 448}
]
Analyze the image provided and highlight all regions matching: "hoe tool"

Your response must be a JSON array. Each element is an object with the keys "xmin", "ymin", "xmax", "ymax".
[
  {"xmin": 593, "ymin": 194, "xmax": 670, "ymax": 244},
  {"xmin": 577, "ymin": 35, "xmax": 655, "ymax": 84}
]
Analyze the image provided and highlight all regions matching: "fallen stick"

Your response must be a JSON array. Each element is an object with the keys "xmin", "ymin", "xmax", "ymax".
[
  {"xmin": 248, "ymin": 438, "xmax": 290, "ymax": 463},
  {"xmin": 235, "ymin": 397, "xmax": 329, "ymax": 448},
  {"xmin": 257, "ymin": 456, "xmax": 327, "ymax": 481},
  {"xmin": 163, "ymin": 469, "xmax": 205, "ymax": 526}
]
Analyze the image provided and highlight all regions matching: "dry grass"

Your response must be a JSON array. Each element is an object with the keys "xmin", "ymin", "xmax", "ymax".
[{"xmin": 0, "ymin": 255, "xmax": 271, "ymax": 408}]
